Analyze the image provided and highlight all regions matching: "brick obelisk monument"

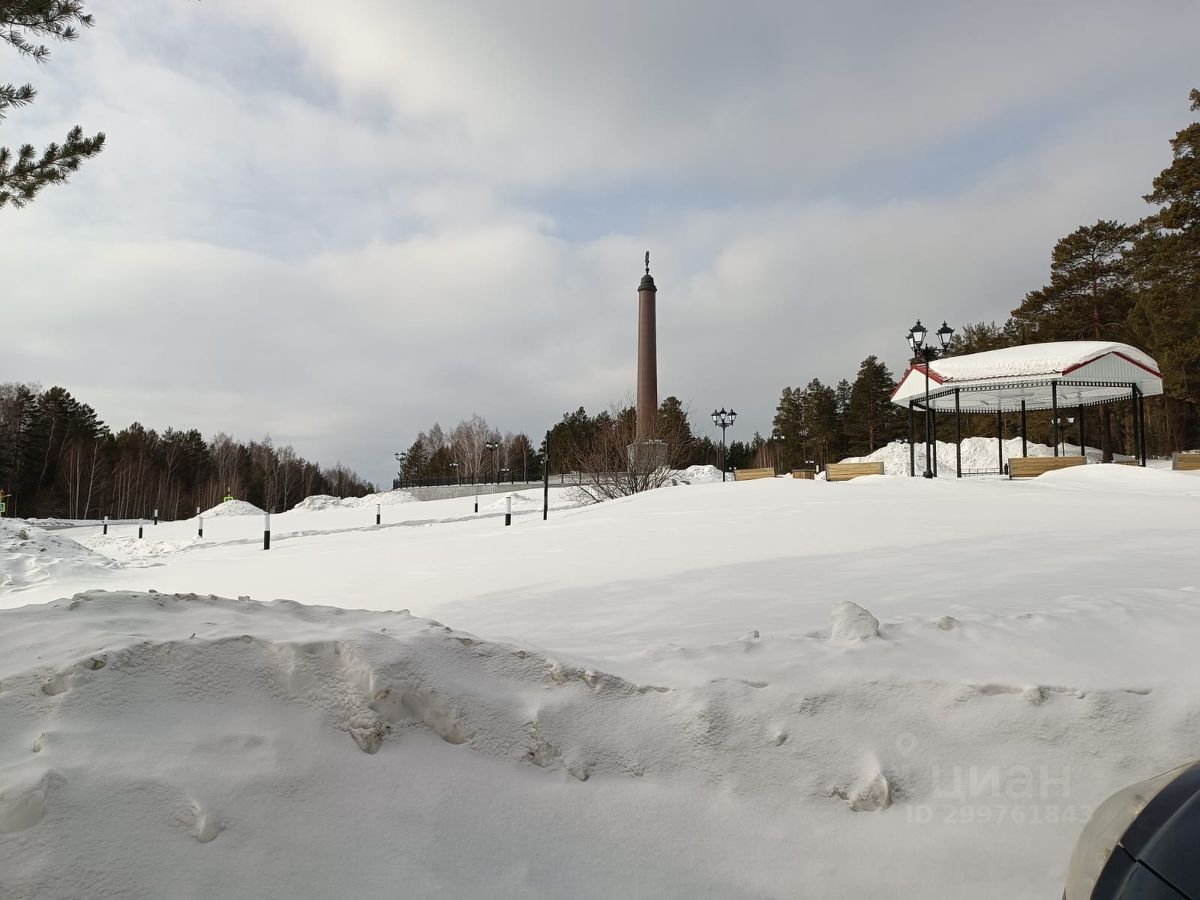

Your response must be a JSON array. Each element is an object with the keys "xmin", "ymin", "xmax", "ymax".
[{"xmin": 629, "ymin": 251, "xmax": 668, "ymax": 468}]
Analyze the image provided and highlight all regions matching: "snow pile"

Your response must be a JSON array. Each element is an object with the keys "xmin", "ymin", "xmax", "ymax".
[
  {"xmin": 840, "ymin": 437, "xmax": 1127, "ymax": 477},
  {"xmin": 337, "ymin": 490, "xmax": 416, "ymax": 509},
  {"xmin": 292, "ymin": 490, "xmax": 415, "ymax": 512},
  {"xmin": 481, "ymin": 491, "xmax": 547, "ymax": 512},
  {"xmin": 828, "ymin": 601, "xmax": 881, "ymax": 644},
  {"xmin": 669, "ymin": 465, "xmax": 726, "ymax": 484},
  {"xmin": 290, "ymin": 494, "xmax": 343, "ymax": 512},
  {"xmin": 0, "ymin": 520, "xmax": 118, "ymax": 590},
  {"xmin": 200, "ymin": 499, "xmax": 265, "ymax": 518},
  {"xmin": 1036, "ymin": 462, "xmax": 1200, "ymax": 496}
]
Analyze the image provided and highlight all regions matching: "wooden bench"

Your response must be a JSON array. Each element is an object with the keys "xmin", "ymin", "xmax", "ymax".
[
  {"xmin": 1173, "ymin": 453, "xmax": 1200, "ymax": 471},
  {"xmin": 825, "ymin": 462, "xmax": 885, "ymax": 482},
  {"xmin": 791, "ymin": 469, "xmax": 817, "ymax": 480},
  {"xmin": 1008, "ymin": 456, "xmax": 1086, "ymax": 479},
  {"xmin": 733, "ymin": 467, "xmax": 776, "ymax": 482},
  {"xmin": 1112, "ymin": 459, "xmax": 1141, "ymax": 466}
]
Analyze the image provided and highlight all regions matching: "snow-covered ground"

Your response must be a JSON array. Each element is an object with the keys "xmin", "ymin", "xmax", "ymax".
[{"xmin": 2, "ymin": 468, "xmax": 1200, "ymax": 898}]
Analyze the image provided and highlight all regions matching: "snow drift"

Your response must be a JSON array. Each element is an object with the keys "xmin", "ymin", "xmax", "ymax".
[
  {"xmin": 200, "ymin": 499, "xmax": 265, "ymax": 518},
  {"xmin": 0, "ymin": 520, "xmax": 118, "ymax": 590},
  {"xmin": 291, "ymin": 490, "xmax": 416, "ymax": 512},
  {"xmin": 840, "ymin": 437, "xmax": 1129, "ymax": 477}
]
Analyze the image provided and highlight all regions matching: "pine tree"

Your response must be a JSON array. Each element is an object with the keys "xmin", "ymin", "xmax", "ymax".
[
  {"xmin": 945, "ymin": 321, "xmax": 1021, "ymax": 355},
  {"xmin": 1, "ymin": 1, "xmax": 105, "ymax": 207},
  {"xmin": 844, "ymin": 356, "xmax": 899, "ymax": 456},
  {"xmin": 1012, "ymin": 220, "xmax": 1138, "ymax": 342},
  {"xmin": 1012, "ymin": 220, "xmax": 1139, "ymax": 459},
  {"xmin": 770, "ymin": 386, "xmax": 803, "ymax": 470},
  {"xmin": 1128, "ymin": 88, "xmax": 1200, "ymax": 449}
]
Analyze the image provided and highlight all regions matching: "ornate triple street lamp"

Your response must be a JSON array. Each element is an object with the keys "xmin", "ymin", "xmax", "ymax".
[
  {"xmin": 907, "ymin": 319, "xmax": 955, "ymax": 478},
  {"xmin": 448, "ymin": 460, "xmax": 460, "ymax": 486},
  {"xmin": 711, "ymin": 408, "xmax": 737, "ymax": 482}
]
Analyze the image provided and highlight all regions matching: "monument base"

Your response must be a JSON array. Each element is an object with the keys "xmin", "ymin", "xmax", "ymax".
[{"xmin": 627, "ymin": 440, "xmax": 669, "ymax": 471}]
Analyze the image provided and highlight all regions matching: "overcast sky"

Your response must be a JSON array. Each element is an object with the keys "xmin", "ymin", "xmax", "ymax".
[{"xmin": 4, "ymin": 1, "xmax": 1199, "ymax": 485}]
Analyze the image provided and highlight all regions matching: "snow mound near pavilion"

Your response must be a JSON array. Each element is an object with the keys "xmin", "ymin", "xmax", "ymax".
[
  {"xmin": 839, "ymin": 437, "xmax": 1130, "ymax": 477},
  {"xmin": 200, "ymin": 499, "xmax": 265, "ymax": 518},
  {"xmin": 0, "ymin": 520, "xmax": 119, "ymax": 590},
  {"xmin": 1035, "ymin": 462, "xmax": 1200, "ymax": 495}
]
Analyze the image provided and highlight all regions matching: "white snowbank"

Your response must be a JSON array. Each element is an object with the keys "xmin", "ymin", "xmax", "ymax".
[
  {"xmin": 292, "ymin": 490, "xmax": 415, "ymax": 512},
  {"xmin": 669, "ymin": 464, "xmax": 726, "ymax": 484},
  {"xmin": 840, "ymin": 437, "xmax": 1128, "ymax": 477},
  {"xmin": 200, "ymin": 499, "xmax": 265, "ymax": 518},
  {"xmin": 0, "ymin": 519, "xmax": 118, "ymax": 590},
  {"xmin": 1035, "ymin": 462, "xmax": 1200, "ymax": 495}
]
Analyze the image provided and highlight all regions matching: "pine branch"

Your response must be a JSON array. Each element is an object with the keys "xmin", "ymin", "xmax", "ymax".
[
  {"xmin": 0, "ymin": 81, "xmax": 35, "ymax": 117},
  {"xmin": 0, "ymin": 124, "xmax": 104, "ymax": 207},
  {"xmin": 0, "ymin": 1, "xmax": 92, "ymax": 61}
]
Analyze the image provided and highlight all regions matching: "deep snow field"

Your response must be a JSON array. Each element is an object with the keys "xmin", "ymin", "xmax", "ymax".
[{"xmin": 3, "ymin": 467, "xmax": 1200, "ymax": 899}]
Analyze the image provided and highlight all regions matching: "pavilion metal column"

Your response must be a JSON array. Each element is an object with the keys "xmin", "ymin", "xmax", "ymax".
[
  {"xmin": 997, "ymin": 408, "xmax": 1004, "ymax": 474},
  {"xmin": 1140, "ymin": 392, "xmax": 1148, "ymax": 466},
  {"xmin": 931, "ymin": 401, "xmax": 938, "ymax": 477},
  {"xmin": 1020, "ymin": 400, "xmax": 1028, "ymax": 457},
  {"xmin": 1051, "ymin": 381, "xmax": 1060, "ymax": 457},
  {"xmin": 955, "ymin": 389, "xmax": 962, "ymax": 478},
  {"xmin": 1129, "ymin": 385, "xmax": 1138, "ymax": 463},
  {"xmin": 1078, "ymin": 406, "xmax": 1085, "ymax": 457},
  {"xmin": 908, "ymin": 401, "xmax": 915, "ymax": 477}
]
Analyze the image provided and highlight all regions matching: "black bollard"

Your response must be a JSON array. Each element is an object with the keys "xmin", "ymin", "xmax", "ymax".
[
  {"xmin": 103, "ymin": 515, "xmax": 109, "ymax": 535},
  {"xmin": 263, "ymin": 511, "xmax": 271, "ymax": 550}
]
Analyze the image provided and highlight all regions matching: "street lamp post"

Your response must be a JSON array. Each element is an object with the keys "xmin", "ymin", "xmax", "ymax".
[
  {"xmin": 906, "ymin": 319, "xmax": 955, "ymax": 478},
  {"xmin": 484, "ymin": 439, "xmax": 500, "ymax": 494},
  {"xmin": 449, "ymin": 460, "xmax": 459, "ymax": 486},
  {"xmin": 394, "ymin": 451, "xmax": 403, "ymax": 488},
  {"xmin": 711, "ymin": 408, "xmax": 737, "ymax": 482}
]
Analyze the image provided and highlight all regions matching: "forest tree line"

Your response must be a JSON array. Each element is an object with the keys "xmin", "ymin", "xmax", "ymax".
[{"xmin": 0, "ymin": 383, "xmax": 374, "ymax": 519}]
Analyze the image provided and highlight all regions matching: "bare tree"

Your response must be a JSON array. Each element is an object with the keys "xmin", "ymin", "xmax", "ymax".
[
  {"xmin": 450, "ymin": 414, "xmax": 491, "ymax": 483},
  {"xmin": 566, "ymin": 402, "xmax": 691, "ymax": 503}
]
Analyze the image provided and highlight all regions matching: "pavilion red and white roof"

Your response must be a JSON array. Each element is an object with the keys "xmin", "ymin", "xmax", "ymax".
[{"xmin": 891, "ymin": 341, "xmax": 1163, "ymax": 413}]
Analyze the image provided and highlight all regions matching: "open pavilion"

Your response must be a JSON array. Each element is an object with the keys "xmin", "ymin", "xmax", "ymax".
[{"xmin": 891, "ymin": 341, "xmax": 1164, "ymax": 477}]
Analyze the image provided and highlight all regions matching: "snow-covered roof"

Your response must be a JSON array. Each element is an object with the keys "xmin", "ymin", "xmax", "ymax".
[{"xmin": 892, "ymin": 341, "xmax": 1163, "ymax": 413}]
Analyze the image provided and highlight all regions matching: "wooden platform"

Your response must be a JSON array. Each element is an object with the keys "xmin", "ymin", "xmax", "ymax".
[
  {"xmin": 791, "ymin": 469, "xmax": 816, "ymax": 480},
  {"xmin": 733, "ymin": 467, "xmax": 776, "ymax": 482},
  {"xmin": 1008, "ymin": 456, "xmax": 1086, "ymax": 479},
  {"xmin": 826, "ymin": 462, "xmax": 885, "ymax": 482},
  {"xmin": 1173, "ymin": 453, "xmax": 1200, "ymax": 471}
]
